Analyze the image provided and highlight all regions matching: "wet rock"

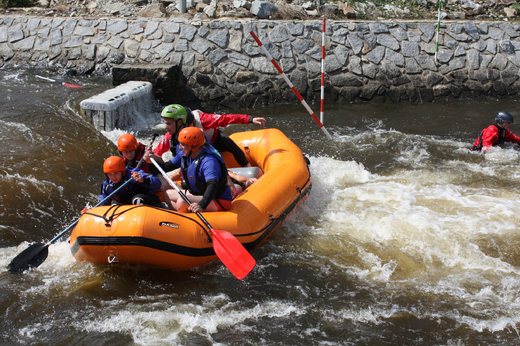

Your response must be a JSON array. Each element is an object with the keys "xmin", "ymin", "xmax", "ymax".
[
  {"xmin": 138, "ymin": 3, "xmax": 167, "ymax": 17},
  {"xmin": 339, "ymin": 3, "xmax": 356, "ymax": 18},
  {"xmin": 504, "ymin": 7, "xmax": 516, "ymax": 18},
  {"xmin": 319, "ymin": 4, "xmax": 339, "ymax": 17},
  {"xmin": 250, "ymin": 0, "xmax": 277, "ymax": 19},
  {"xmin": 203, "ymin": 0, "xmax": 217, "ymax": 17},
  {"xmin": 0, "ymin": 0, "xmax": 517, "ymax": 21},
  {"xmin": 0, "ymin": 43, "xmax": 14, "ymax": 60}
]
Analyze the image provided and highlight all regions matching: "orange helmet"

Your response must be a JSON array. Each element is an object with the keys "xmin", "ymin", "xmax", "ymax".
[
  {"xmin": 117, "ymin": 133, "xmax": 138, "ymax": 151},
  {"xmin": 178, "ymin": 127, "xmax": 205, "ymax": 150},
  {"xmin": 103, "ymin": 156, "xmax": 125, "ymax": 174}
]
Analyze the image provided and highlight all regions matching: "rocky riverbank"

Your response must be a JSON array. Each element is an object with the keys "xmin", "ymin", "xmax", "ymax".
[
  {"xmin": 4, "ymin": 15, "xmax": 520, "ymax": 109},
  {"xmin": 2, "ymin": 1, "xmax": 520, "ymax": 108},
  {"xmin": 1, "ymin": 0, "xmax": 520, "ymax": 21}
]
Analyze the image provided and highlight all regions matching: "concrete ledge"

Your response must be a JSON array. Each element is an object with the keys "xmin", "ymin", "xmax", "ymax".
[{"xmin": 80, "ymin": 81, "xmax": 153, "ymax": 131}]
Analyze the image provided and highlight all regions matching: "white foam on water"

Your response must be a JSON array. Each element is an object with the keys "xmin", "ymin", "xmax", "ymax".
[
  {"xmin": 458, "ymin": 314, "xmax": 520, "ymax": 333},
  {"xmin": 2, "ymin": 71, "xmax": 23, "ymax": 82},
  {"xmin": 0, "ymin": 172, "xmax": 63, "ymax": 194},
  {"xmin": 76, "ymin": 296, "xmax": 303, "ymax": 344},
  {"xmin": 396, "ymin": 145, "xmax": 430, "ymax": 167},
  {"xmin": 17, "ymin": 323, "xmax": 53, "ymax": 342},
  {"xmin": 334, "ymin": 126, "xmax": 401, "ymax": 149},
  {"xmin": 0, "ymin": 242, "xmax": 28, "ymax": 271},
  {"xmin": 101, "ymin": 128, "xmax": 130, "ymax": 147},
  {"xmin": 10, "ymin": 242, "xmax": 107, "ymax": 319},
  {"xmin": 1, "ymin": 241, "xmax": 78, "ymax": 307},
  {"xmin": 36, "ymin": 241, "xmax": 77, "ymax": 272},
  {"xmin": 445, "ymin": 159, "xmax": 497, "ymax": 177},
  {"xmin": 482, "ymin": 145, "xmax": 520, "ymax": 163},
  {"xmin": 321, "ymin": 305, "xmax": 402, "ymax": 325},
  {"xmin": 0, "ymin": 119, "xmax": 40, "ymax": 143},
  {"xmin": 6, "ymin": 241, "xmax": 103, "ymax": 345},
  {"xmin": 101, "ymin": 129, "xmax": 161, "ymax": 152},
  {"xmin": 297, "ymin": 153, "xmax": 520, "ymax": 332},
  {"xmin": 310, "ymin": 156, "xmax": 373, "ymax": 188},
  {"xmin": 1, "ymin": 241, "xmax": 77, "ymax": 276},
  {"xmin": 284, "ymin": 156, "xmax": 373, "ymax": 225}
]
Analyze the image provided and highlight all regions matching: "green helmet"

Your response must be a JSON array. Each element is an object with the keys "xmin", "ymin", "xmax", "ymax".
[{"xmin": 161, "ymin": 104, "xmax": 188, "ymax": 123}]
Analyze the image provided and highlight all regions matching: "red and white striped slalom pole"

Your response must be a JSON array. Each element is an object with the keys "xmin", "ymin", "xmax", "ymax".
[
  {"xmin": 320, "ymin": 16, "xmax": 326, "ymax": 124},
  {"xmin": 249, "ymin": 31, "xmax": 333, "ymax": 140}
]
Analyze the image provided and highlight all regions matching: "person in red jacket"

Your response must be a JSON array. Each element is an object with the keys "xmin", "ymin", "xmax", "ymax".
[
  {"xmin": 117, "ymin": 133, "xmax": 153, "ymax": 173},
  {"xmin": 472, "ymin": 111, "xmax": 520, "ymax": 152},
  {"xmin": 149, "ymin": 104, "xmax": 266, "ymax": 167}
]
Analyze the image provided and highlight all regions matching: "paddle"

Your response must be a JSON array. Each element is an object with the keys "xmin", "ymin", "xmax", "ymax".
[
  {"xmin": 7, "ymin": 134, "xmax": 158, "ymax": 273},
  {"xmin": 35, "ymin": 75, "xmax": 82, "ymax": 89},
  {"xmin": 149, "ymin": 157, "xmax": 256, "ymax": 280}
]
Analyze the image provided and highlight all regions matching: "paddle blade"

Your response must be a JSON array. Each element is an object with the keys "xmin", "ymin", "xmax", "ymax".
[
  {"xmin": 62, "ymin": 83, "xmax": 81, "ymax": 89},
  {"xmin": 211, "ymin": 229, "xmax": 256, "ymax": 280},
  {"xmin": 7, "ymin": 243, "xmax": 49, "ymax": 273}
]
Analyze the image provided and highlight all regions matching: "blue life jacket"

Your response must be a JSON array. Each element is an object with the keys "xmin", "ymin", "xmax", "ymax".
[
  {"xmin": 180, "ymin": 144, "xmax": 231, "ymax": 200},
  {"xmin": 98, "ymin": 167, "xmax": 161, "ymax": 205}
]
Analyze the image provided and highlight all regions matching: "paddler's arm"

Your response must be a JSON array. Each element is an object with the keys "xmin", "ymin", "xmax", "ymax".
[{"xmin": 191, "ymin": 179, "xmax": 219, "ymax": 212}]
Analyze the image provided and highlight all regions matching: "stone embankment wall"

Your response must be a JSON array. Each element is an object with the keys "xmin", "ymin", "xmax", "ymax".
[{"xmin": 1, "ymin": 15, "xmax": 520, "ymax": 108}]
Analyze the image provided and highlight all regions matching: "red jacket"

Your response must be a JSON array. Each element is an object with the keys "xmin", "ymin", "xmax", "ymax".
[
  {"xmin": 472, "ymin": 124, "xmax": 520, "ymax": 151},
  {"xmin": 154, "ymin": 110, "xmax": 252, "ymax": 156}
]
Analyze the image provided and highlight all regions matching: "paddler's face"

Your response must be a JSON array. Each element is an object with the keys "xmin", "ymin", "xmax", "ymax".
[
  {"xmin": 121, "ymin": 150, "xmax": 135, "ymax": 160},
  {"xmin": 179, "ymin": 142, "xmax": 191, "ymax": 156},
  {"xmin": 163, "ymin": 118, "xmax": 179, "ymax": 135},
  {"xmin": 179, "ymin": 142, "xmax": 201, "ymax": 157},
  {"xmin": 501, "ymin": 121, "xmax": 511, "ymax": 130},
  {"xmin": 107, "ymin": 172, "xmax": 123, "ymax": 183}
]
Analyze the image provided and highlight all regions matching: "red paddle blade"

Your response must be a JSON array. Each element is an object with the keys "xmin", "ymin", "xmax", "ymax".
[
  {"xmin": 62, "ymin": 82, "xmax": 81, "ymax": 89},
  {"xmin": 211, "ymin": 229, "xmax": 256, "ymax": 280}
]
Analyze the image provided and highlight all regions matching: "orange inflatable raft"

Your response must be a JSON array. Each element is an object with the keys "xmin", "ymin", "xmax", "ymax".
[{"xmin": 69, "ymin": 128, "xmax": 311, "ymax": 270}]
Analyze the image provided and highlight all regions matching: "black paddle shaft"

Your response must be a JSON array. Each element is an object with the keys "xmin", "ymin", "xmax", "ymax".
[
  {"xmin": 7, "ymin": 133, "xmax": 158, "ymax": 273},
  {"xmin": 149, "ymin": 158, "xmax": 214, "ymax": 240}
]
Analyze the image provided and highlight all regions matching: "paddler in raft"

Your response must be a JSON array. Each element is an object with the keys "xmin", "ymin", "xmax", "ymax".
[
  {"xmin": 99, "ymin": 156, "xmax": 162, "ymax": 207},
  {"xmin": 147, "ymin": 104, "xmax": 266, "ymax": 167},
  {"xmin": 116, "ymin": 133, "xmax": 153, "ymax": 173},
  {"xmin": 151, "ymin": 127, "xmax": 233, "ymax": 213}
]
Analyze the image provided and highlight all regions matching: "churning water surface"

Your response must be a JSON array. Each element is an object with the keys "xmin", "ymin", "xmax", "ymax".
[{"xmin": 1, "ymin": 68, "xmax": 520, "ymax": 345}]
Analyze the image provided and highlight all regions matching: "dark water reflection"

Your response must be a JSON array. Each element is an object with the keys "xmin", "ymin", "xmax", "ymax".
[{"xmin": 1, "ymin": 68, "xmax": 520, "ymax": 345}]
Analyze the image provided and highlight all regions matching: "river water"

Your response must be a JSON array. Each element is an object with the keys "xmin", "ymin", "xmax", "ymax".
[{"xmin": 1, "ymin": 67, "xmax": 520, "ymax": 345}]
